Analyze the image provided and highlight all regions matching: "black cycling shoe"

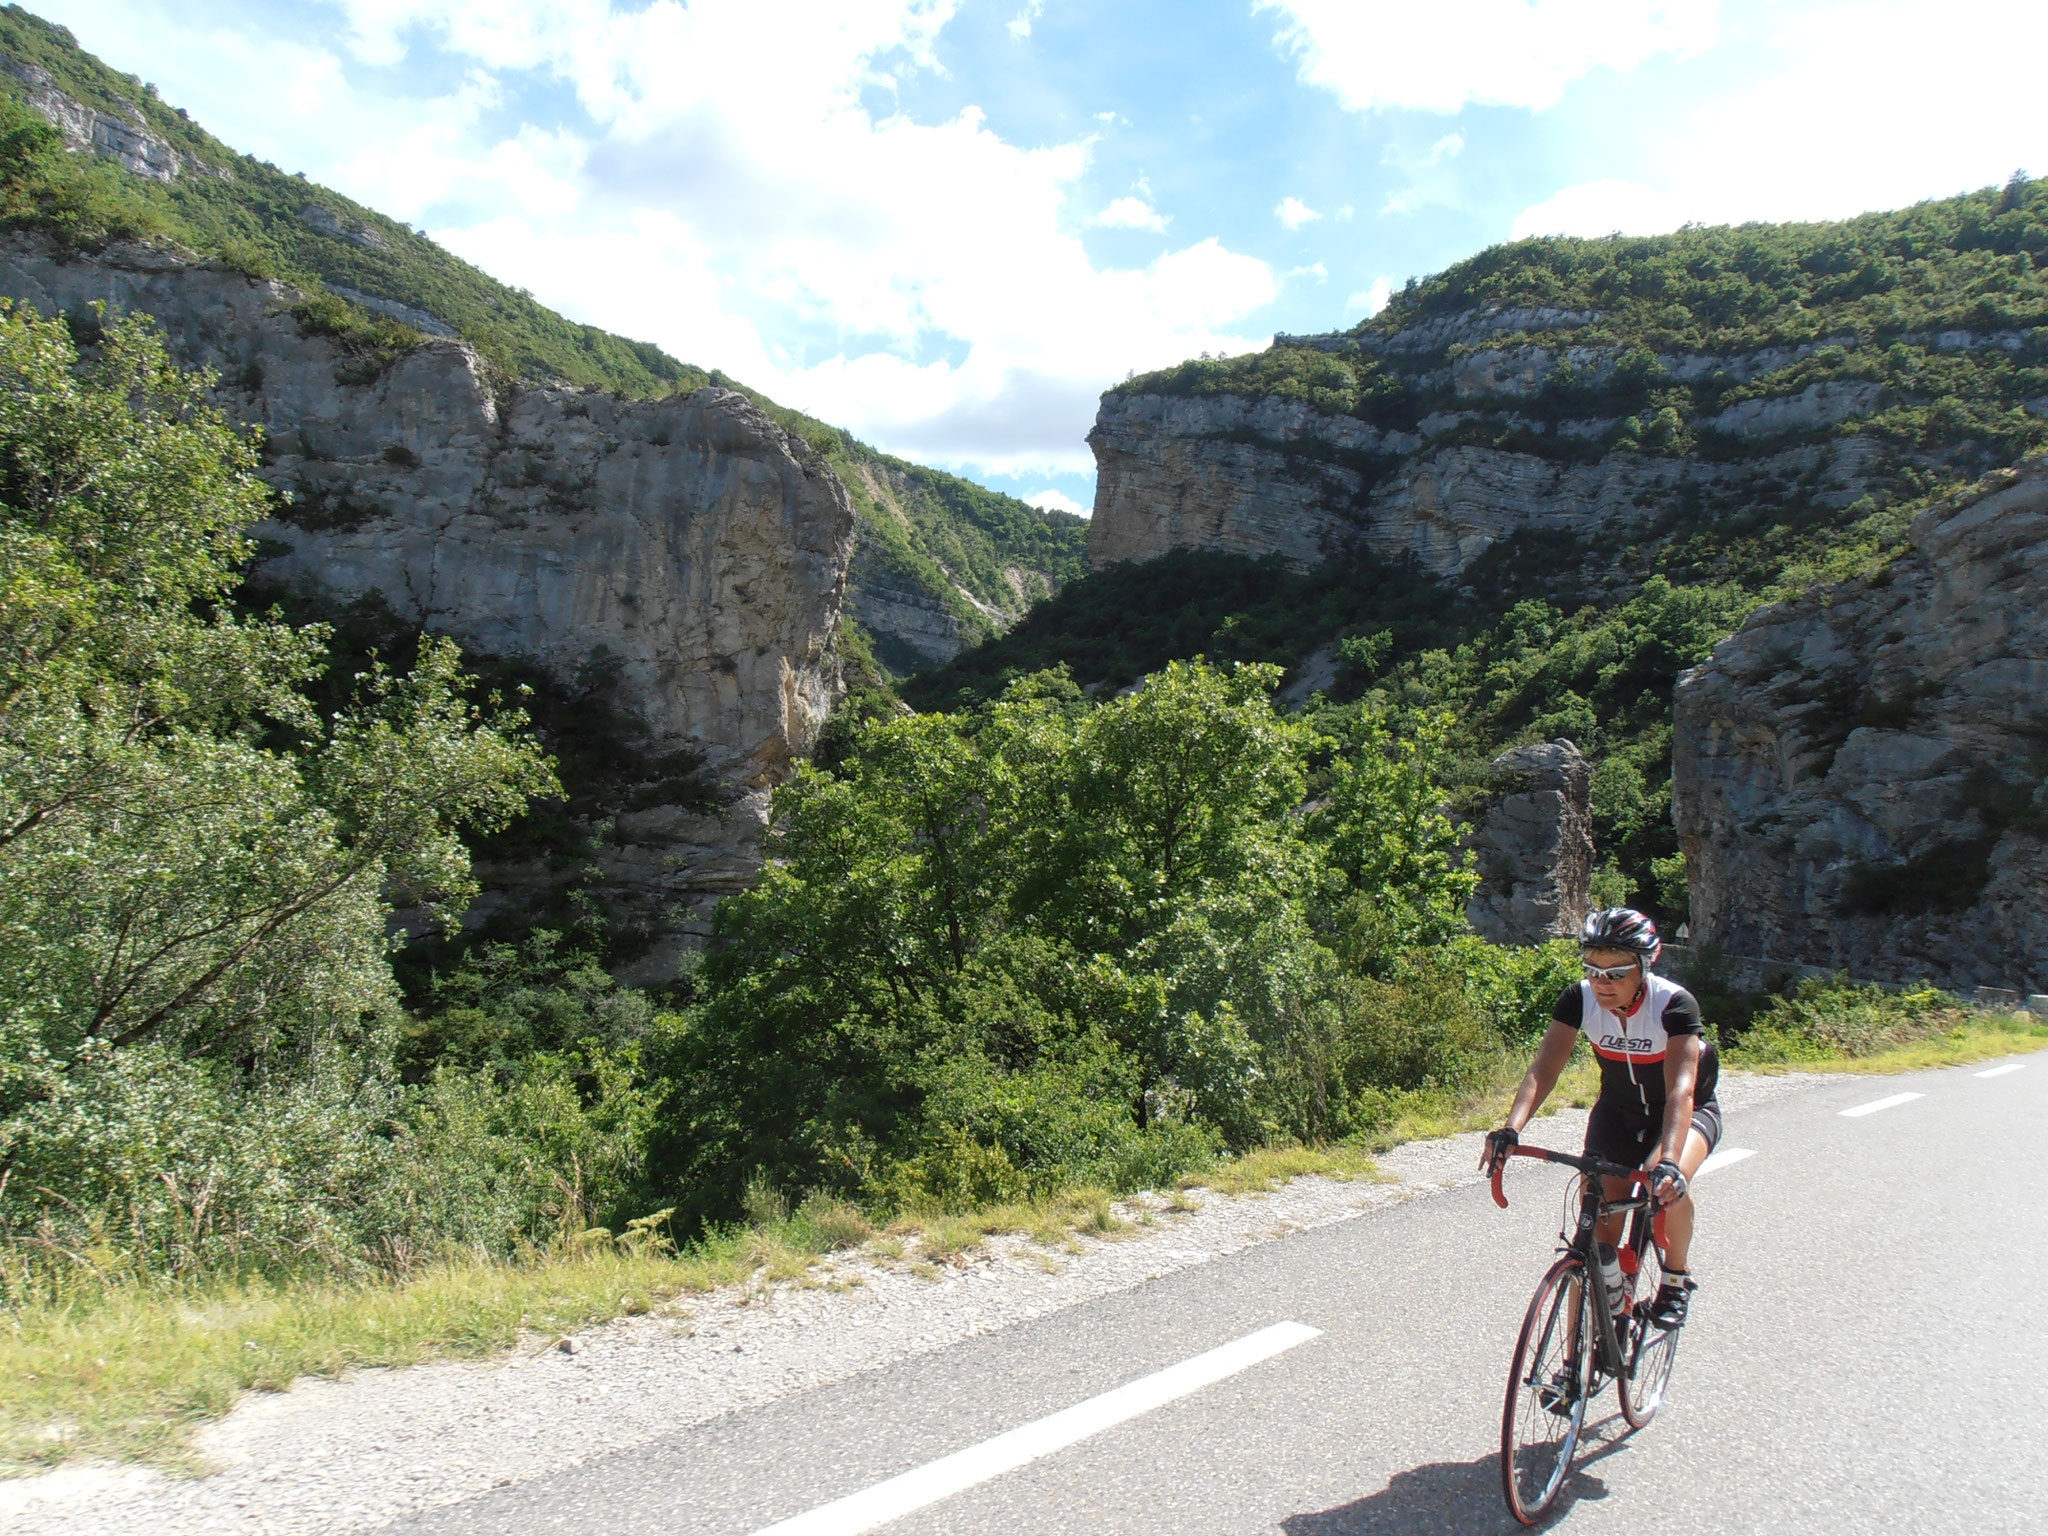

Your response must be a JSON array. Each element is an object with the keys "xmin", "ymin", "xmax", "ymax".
[
  {"xmin": 1537, "ymin": 1369, "xmax": 1581, "ymax": 1417},
  {"xmin": 1648, "ymin": 1277, "xmax": 1696, "ymax": 1329}
]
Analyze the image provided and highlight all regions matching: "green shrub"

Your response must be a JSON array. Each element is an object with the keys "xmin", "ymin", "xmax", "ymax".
[
  {"xmin": 1728, "ymin": 977, "xmax": 1968, "ymax": 1062},
  {"xmin": 1410, "ymin": 937, "xmax": 1584, "ymax": 1043}
]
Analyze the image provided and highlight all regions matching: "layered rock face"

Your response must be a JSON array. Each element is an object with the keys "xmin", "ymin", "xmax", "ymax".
[
  {"xmin": 1463, "ymin": 741, "xmax": 1595, "ymax": 946},
  {"xmin": 0, "ymin": 57, "xmax": 213, "ymax": 181},
  {"xmin": 1088, "ymin": 313, "xmax": 1911, "ymax": 578},
  {"xmin": 1672, "ymin": 459, "xmax": 2048, "ymax": 992},
  {"xmin": 0, "ymin": 237, "xmax": 856, "ymax": 958}
]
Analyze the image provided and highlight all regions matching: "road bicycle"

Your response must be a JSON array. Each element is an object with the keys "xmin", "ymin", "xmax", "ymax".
[{"xmin": 1488, "ymin": 1143, "xmax": 1683, "ymax": 1525}]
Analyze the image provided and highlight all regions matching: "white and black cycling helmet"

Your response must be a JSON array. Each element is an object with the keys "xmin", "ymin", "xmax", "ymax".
[{"xmin": 1578, "ymin": 906, "xmax": 1661, "ymax": 965}]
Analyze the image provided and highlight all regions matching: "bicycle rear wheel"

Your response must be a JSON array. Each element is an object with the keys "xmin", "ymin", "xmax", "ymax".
[
  {"xmin": 1619, "ymin": 1224, "xmax": 1680, "ymax": 1429},
  {"xmin": 1501, "ymin": 1255, "xmax": 1590, "ymax": 1525}
]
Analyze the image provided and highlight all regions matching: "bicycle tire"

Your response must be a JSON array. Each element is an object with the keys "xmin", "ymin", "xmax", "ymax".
[
  {"xmin": 1619, "ymin": 1220, "xmax": 1680, "ymax": 1429},
  {"xmin": 1501, "ymin": 1254, "xmax": 1590, "ymax": 1525}
]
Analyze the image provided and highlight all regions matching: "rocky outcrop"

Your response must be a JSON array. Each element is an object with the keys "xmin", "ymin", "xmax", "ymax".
[
  {"xmin": 1671, "ymin": 458, "xmax": 2048, "ymax": 992},
  {"xmin": 1463, "ymin": 741, "xmax": 1595, "ymax": 946},
  {"xmin": 0, "ymin": 236, "xmax": 857, "ymax": 956},
  {"xmin": 1087, "ymin": 315, "xmax": 1925, "ymax": 579},
  {"xmin": 0, "ymin": 57, "xmax": 217, "ymax": 181}
]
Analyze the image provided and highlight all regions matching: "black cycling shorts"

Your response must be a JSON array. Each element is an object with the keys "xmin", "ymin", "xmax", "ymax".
[{"xmin": 1584, "ymin": 1098, "xmax": 1723, "ymax": 1169}]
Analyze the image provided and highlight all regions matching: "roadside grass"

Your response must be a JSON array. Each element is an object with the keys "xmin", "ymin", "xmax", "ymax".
[
  {"xmin": 1179, "ymin": 1142, "xmax": 1384, "ymax": 1196},
  {"xmin": 0, "ymin": 1197, "xmax": 875, "ymax": 1475},
  {"xmin": 4, "ymin": 1248, "xmax": 709, "ymax": 1475},
  {"xmin": 9, "ymin": 1009, "xmax": 2041, "ymax": 1475},
  {"xmin": 1726, "ymin": 1013, "xmax": 2048, "ymax": 1074}
]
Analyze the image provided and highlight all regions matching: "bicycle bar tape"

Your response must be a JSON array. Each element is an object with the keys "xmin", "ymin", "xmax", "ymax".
[{"xmin": 1490, "ymin": 1146, "xmax": 1671, "ymax": 1252}]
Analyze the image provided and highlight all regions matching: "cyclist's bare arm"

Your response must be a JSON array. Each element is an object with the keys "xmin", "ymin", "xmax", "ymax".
[{"xmin": 1478, "ymin": 1019, "xmax": 1580, "ymax": 1169}]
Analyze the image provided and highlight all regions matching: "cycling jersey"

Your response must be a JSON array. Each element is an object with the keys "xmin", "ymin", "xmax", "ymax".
[{"xmin": 1551, "ymin": 972, "xmax": 1719, "ymax": 1118}]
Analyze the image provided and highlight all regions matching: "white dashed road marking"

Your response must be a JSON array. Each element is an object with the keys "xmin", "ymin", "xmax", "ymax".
[
  {"xmin": 1839, "ymin": 1092, "xmax": 1924, "ymax": 1118},
  {"xmin": 1975, "ymin": 1063, "xmax": 2026, "ymax": 1079},
  {"xmin": 749, "ymin": 1322, "xmax": 1322, "ymax": 1536},
  {"xmin": 1696, "ymin": 1146, "xmax": 1756, "ymax": 1177}
]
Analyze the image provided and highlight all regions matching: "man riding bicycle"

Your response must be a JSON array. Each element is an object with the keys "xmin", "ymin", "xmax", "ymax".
[{"xmin": 1481, "ymin": 907, "xmax": 1720, "ymax": 1331}]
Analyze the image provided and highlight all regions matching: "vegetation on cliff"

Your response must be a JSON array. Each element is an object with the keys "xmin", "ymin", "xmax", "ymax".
[{"xmin": 1120, "ymin": 176, "xmax": 2048, "ymax": 475}]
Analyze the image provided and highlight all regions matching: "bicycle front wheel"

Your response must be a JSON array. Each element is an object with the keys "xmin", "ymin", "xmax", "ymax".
[
  {"xmin": 1501, "ymin": 1254, "xmax": 1590, "ymax": 1525},
  {"xmin": 1619, "ymin": 1234, "xmax": 1681, "ymax": 1429}
]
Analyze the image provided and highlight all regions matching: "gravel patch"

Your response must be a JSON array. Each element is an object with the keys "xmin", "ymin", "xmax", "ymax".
[{"xmin": 0, "ymin": 1071, "xmax": 1840, "ymax": 1535}]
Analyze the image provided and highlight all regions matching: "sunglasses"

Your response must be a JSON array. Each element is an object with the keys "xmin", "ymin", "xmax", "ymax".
[{"xmin": 1582, "ymin": 961, "xmax": 1641, "ymax": 981}]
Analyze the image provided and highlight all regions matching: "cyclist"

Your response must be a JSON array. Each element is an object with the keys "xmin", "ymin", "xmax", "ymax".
[{"xmin": 1481, "ymin": 907, "xmax": 1720, "ymax": 1335}]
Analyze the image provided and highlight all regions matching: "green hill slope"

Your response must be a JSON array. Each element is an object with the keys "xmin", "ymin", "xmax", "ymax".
[{"xmin": 0, "ymin": 3, "xmax": 1084, "ymax": 668}]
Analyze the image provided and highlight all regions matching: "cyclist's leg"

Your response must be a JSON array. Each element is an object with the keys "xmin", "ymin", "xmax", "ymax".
[
  {"xmin": 1658, "ymin": 1102, "xmax": 1720, "ymax": 1273},
  {"xmin": 1584, "ymin": 1101, "xmax": 1652, "ymax": 1247}
]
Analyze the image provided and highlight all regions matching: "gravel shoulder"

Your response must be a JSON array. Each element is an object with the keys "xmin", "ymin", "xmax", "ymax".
[{"xmin": 0, "ymin": 1071, "xmax": 1833, "ymax": 1536}]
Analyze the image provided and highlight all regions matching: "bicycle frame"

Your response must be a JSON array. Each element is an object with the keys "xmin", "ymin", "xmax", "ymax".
[{"xmin": 1492, "ymin": 1144, "xmax": 1670, "ymax": 1378}]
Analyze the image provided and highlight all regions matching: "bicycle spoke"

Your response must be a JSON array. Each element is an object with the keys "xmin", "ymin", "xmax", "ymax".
[
  {"xmin": 1502, "ymin": 1257, "xmax": 1590, "ymax": 1524},
  {"xmin": 1619, "ymin": 1216, "xmax": 1681, "ymax": 1429}
]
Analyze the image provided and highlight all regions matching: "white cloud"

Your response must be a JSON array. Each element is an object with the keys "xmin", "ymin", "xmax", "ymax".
[
  {"xmin": 1347, "ymin": 277, "xmax": 1394, "ymax": 318},
  {"xmin": 1259, "ymin": 0, "xmax": 1719, "ymax": 114},
  {"xmin": 1505, "ymin": 1, "xmax": 2048, "ymax": 239},
  {"xmin": 1007, "ymin": 1, "xmax": 1043, "ymax": 38},
  {"xmin": 1026, "ymin": 488, "xmax": 1088, "ymax": 516},
  {"xmin": 1511, "ymin": 179, "xmax": 1690, "ymax": 239},
  {"xmin": 62, "ymin": 0, "xmax": 1276, "ymax": 479},
  {"xmin": 1092, "ymin": 195, "xmax": 1169, "ymax": 232},
  {"xmin": 1423, "ymin": 131, "xmax": 1464, "ymax": 165},
  {"xmin": 1276, "ymin": 196, "xmax": 1321, "ymax": 229},
  {"xmin": 1286, "ymin": 261, "xmax": 1329, "ymax": 280}
]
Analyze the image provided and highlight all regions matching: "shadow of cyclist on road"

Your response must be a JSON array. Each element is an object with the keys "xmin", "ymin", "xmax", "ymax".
[{"xmin": 1280, "ymin": 1412, "xmax": 1637, "ymax": 1533}]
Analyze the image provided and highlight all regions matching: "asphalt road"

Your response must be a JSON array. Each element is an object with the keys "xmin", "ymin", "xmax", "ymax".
[{"xmin": 394, "ymin": 1059, "xmax": 2047, "ymax": 1535}]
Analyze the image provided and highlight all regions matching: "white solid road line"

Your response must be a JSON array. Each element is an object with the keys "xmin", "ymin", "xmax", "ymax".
[
  {"xmin": 1975, "ymin": 1063, "xmax": 2026, "ymax": 1079},
  {"xmin": 1839, "ymin": 1091, "xmax": 1925, "ymax": 1118},
  {"xmin": 748, "ymin": 1322, "xmax": 1321, "ymax": 1536},
  {"xmin": 1696, "ymin": 1146, "xmax": 1756, "ymax": 1177}
]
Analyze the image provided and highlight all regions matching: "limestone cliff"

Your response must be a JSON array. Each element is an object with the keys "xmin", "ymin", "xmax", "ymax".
[
  {"xmin": 1671, "ymin": 458, "xmax": 2048, "ymax": 992},
  {"xmin": 0, "ymin": 236, "xmax": 856, "ymax": 962},
  {"xmin": 1089, "ymin": 321, "xmax": 1895, "ymax": 579}
]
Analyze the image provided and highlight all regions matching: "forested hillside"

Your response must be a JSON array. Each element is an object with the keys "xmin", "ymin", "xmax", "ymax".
[
  {"xmin": 0, "ymin": 5, "xmax": 1084, "ymax": 669},
  {"xmin": 921, "ymin": 179, "xmax": 2048, "ymax": 925}
]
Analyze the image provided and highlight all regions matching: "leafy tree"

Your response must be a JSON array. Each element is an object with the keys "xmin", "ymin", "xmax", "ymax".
[
  {"xmin": 0, "ymin": 304, "xmax": 554, "ymax": 1254},
  {"xmin": 649, "ymin": 659, "xmax": 1507, "ymax": 1219},
  {"xmin": 1312, "ymin": 710, "xmax": 1479, "ymax": 974}
]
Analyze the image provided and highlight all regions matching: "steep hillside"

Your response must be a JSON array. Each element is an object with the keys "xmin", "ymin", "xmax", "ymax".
[
  {"xmin": 929, "ymin": 186, "xmax": 2048, "ymax": 930},
  {"xmin": 0, "ymin": 4, "xmax": 1083, "ymax": 671}
]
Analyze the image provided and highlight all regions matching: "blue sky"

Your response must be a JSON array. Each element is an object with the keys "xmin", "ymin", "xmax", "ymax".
[{"xmin": 31, "ymin": 0, "xmax": 2048, "ymax": 513}]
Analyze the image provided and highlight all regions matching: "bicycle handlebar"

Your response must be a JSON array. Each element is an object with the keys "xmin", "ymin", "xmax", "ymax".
[{"xmin": 1489, "ymin": 1143, "xmax": 1670, "ymax": 1250}]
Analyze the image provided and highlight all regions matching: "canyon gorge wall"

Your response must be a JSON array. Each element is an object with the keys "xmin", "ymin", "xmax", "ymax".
[{"xmin": 0, "ymin": 237, "xmax": 856, "ymax": 966}]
